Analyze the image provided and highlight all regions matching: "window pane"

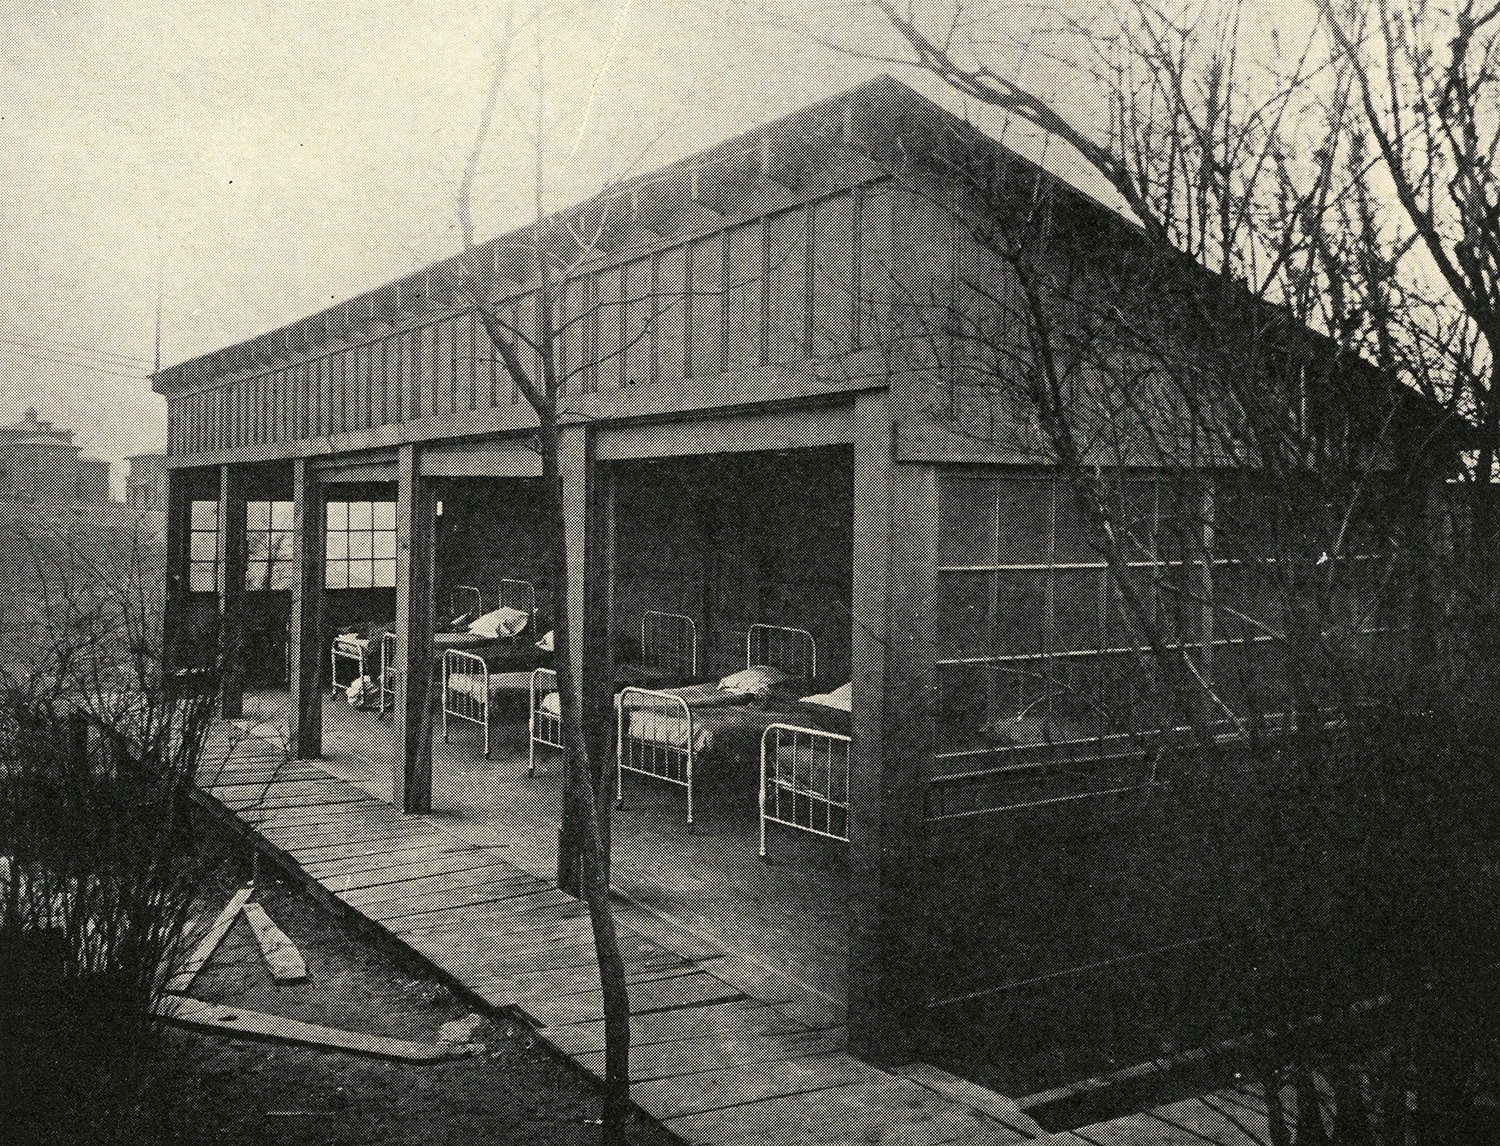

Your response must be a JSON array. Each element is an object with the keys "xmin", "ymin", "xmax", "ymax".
[
  {"xmin": 372, "ymin": 501, "xmax": 396, "ymax": 530},
  {"xmin": 938, "ymin": 662, "xmax": 994, "ymax": 756},
  {"xmin": 348, "ymin": 560, "xmax": 374, "ymax": 589},
  {"xmin": 372, "ymin": 558, "xmax": 397, "ymax": 588},
  {"xmin": 326, "ymin": 501, "xmax": 348, "ymax": 530},
  {"xmin": 189, "ymin": 532, "xmax": 217, "ymax": 561},
  {"xmin": 939, "ymin": 474, "xmax": 996, "ymax": 566},
  {"xmin": 935, "ymin": 572, "xmax": 992, "ymax": 660},
  {"xmin": 269, "ymin": 561, "xmax": 296, "ymax": 591},
  {"xmin": 246, "ymin": 500, "xmax": 270, "ymax": 530},
  {"xmin": 191, "ymin": 500, "xmax": 218, "ymax": 530},
  {"xmin": 326, "ymin": 531, "xmax": 348, "ymax": 559},
  {"xmin": 267, "ymin": 531, "xmax": 292, "ymax": 565},
  {"xmin": 246, "ymin": 561, "xmax": 271, "ymax": 591},
  {"xmin": 246, "ymin": 532, "xmax": 270, "ymax": 563},
  {"xmin": 270, "ymin": 500, "xmax": 293, "ymax": 530},
  {"xmin": 349, "ymin": 531, "xmax": 373, "ymax": 559},
  {"xmin": 767, "ymin": 208, "xmax": 808, "ymax": 364},
  {"xmin": 349, "ymin": 501, "xmax": 373, "ymax": 530},
  {"xmin": 993, "ymin": 570, "xmax": 1046, "ymax": 657},
  {"xmin": 1052, "ymin": 487, "xmax": 1096, "ymax": 563},
  {"xmin": 1051, "ymin": 568, "xmax": 1103, "ymax": 654},
  {"xmin": 372, "ymin": 530, "xmax": 396, "ymax": 559},
  {"xmin": 190, "ymin": 563, "xmax": 216, "ymax": 593},
  {"xmin": 996, "ymin": 479, "xmax": 1052, "ymax": 564},
  {"xmin": 325, "ymin": 560, "xmax": 349, "ymax": 590}
]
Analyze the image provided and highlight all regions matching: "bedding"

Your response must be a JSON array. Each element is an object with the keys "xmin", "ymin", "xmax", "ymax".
[
  {"xmin": 445, "ymin": 669, "xmax": 533, "ymax": 704},
  {"xmin": 620, "ymin": 687, "xmax": 839, "ymax": 768},
  {"xmin": 469, "ymin": 606, "xmax": 530, "ymax": 641}
]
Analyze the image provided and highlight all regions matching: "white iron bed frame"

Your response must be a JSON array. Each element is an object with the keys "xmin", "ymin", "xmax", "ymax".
[
  {"xmin": 615, "ymin": 623, "xmax": 817, "ymax": 830},
  {"xmin": 759, "ymin": 722, "xmax": 851, "ymax": 859},
  {"xmin": 330, "ymin": 584, "xmax": 483, "ymax": 702},
  {"xmin": 439, "ymin": 578, "xmax": 541, "ymax": 757}
]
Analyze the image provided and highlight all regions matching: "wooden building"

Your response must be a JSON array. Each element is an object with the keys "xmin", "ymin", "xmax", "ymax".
[{"xmin": 153, "ymin": 77, "xmax": 1452, "ymax": 1072}]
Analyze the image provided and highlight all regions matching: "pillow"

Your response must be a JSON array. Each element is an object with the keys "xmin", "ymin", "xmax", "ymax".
[
  {"xmin": 718, "ymin": 664, "xmax": 794, "ymax": 699},
  {"xmin": 469, "ymin": 606, "xmax": 530, "ymax": 641},
  {"xmin": 535, "ymin": 629, "xmax": 554, "ymax": 652},
  {"xmin": 801, "ymin": 681, "xmax": 852, "ymax": 712},
  {"xmin": 450, "ymin": 609, "xmax": 480, "ymax": 631},
  {"xmin": 539, "ymin": 691, "xmax": 561, "ymax": 717}
]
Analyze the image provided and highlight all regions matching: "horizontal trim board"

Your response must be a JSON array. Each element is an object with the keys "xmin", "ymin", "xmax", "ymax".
[
  {"xmin": 420, "ymin": 442, "xmax": 543, "ymax": 478},
  {"xmin": 596, "ymin": 402, "xmax": 858, "ymax": 461}
]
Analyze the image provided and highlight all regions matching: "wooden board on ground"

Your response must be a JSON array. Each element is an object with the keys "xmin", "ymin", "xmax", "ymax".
[
  {"xmin": 240, "ymin": 901, "xmax": 308, "ymax": 982},
  {"xmin": 166, "ymin": 884, "xmax": 254, "ymax": 994},
  {"xmin": 478, "ymin": 960, "xmax": 702, "ymax": 1015},
  {"xmin": 386, "ymin": 895, "xmax": 587, "ymax": 941},
  {"xmin": 155, "ymin": 996, "xmax": 457, "ymax": 1062},
  {"xmin": 574, "ymin": 1026, "xmax": 847, "ymax": 1084},
  {"xmin": 633, "ymin": 1052, "xmax": 885, "ymax": 1120},
  {"xmin": 468, "ymin": 948, "xmax": 692, "ymax": 1003},
  {"xmin": 664, "ymin": 1076, "xmax": 1025, "ymax": 1146},
  {"xmin": 452, "ymin": 932, "xmax": 676, "ymax": 980},
  {"xmin": 336, "ymin": 864, "xmax": 536, "ymax": 911}
]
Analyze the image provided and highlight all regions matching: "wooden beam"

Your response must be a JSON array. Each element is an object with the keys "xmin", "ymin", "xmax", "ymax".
[
  {"xmin": 554, "ymin": 423, "xmax": 611, "ymax": 893},
  {"xmin": 166, "ymin": 883, "xmax": 254, "ymax": 994},
  {"xmin": 418, "ymin": 442, "xmax": 542, "ymax": 479},
  {"xmin": 155, "ymin": 996, "xmax": 460, "ymax": 1061},
  {"xmin": 217, "ymin": 465, "xmax": 247, "ymax": 719},
  {"xmin": 846, "ymin": 389, "xmax": 933, "ymax": 1063},
  {"xmin": 393, "ymin": 443, "xmax": 436, "ymax": 815},
  {"xmin": 288, "ymin": 458, "xmax": 324, "ymax": 760},
  {"xmin": 241, "ymin": 901, "xmax": 309, "ymax": 981},
  {"xmin": 595, "ymin": 403, "xmax": 857, "ymax": 462}
]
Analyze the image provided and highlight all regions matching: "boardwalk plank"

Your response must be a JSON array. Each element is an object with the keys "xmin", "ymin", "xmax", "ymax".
[
  {"xmin": 386, "ymin": 897, "xmax": 587, "ymax": 941},
  {"xmin": 1073, "ymin": 1112, "xmax": 1217, "ymax": 1146},
  {"xmin": 469, "ymin": 949, "xmax": 691, "ymax": 1002},
  {"xmin": 574, "ymin": 1026, "xmax": 847, "ymax": 1084},
  {"xmin": 525, "ymin": 970, "xmax": 745, "ymax": 1029},
  {"xmin": 303, "ymin": 845, "xmax": 497, "ymax": 886},
  {"xmin": 634, "ymin": 1053, "xmax": 882, "ymax": 1120},
  {"xmin": 358, "ymin": 877, "xmax": 555, "ymax": 924},
  {"xmin": 664, "ymin": 1077, "xmax": 1013, "ymax": 1146},
  {"xmin": 538, "ymin": 1001, "xmax": 807, "ymax": 1057},
  {"xmin": 1151, "ymin": 1095, "xmax": 1269, "ymax": 1145},
  {"xmin": 334, "ymin": 864, "xmax": 533, "ymax": 910}
]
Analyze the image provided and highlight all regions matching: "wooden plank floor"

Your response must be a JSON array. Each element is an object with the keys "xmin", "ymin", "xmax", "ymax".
[
  {"xmin": 195, "ymin": 716, "xmax": 1040, "ymax": 1146},
  {"xmin": 201, "ymin": 705, "xmax": 1277, "ymax": 1146}
]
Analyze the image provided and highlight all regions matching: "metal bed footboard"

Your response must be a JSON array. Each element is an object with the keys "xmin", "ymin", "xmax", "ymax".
[
  {"xmin": 330, "ymin": 636, "xmax": 372, "ymax": 697},
  {"xmin": 441, "ymin": 647, "xmax": 494, "ymax": 758},
  {"xmin": 378, "ymin": 631, "xmax": 398, "ymax": 716},
  {"xmin": 528, "ymin": 668, "xmax": 561, "ymax": 779},
  {"xmin": 642, "ymin": 611, "xmax": 697, "ymax": 679},
  {"xmin": 616, "ymin": 686, "xmax": 697, "ymax": 828},
  {"xmin": 747, "ymin": 623, "xmax": 816, "ymax": 680},
  {"xmin": 759, "ymin": 723, "xmax": 851, "ymax": 859}
]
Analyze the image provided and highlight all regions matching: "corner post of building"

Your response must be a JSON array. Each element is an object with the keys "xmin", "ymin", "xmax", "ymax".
[
  {"xmin": 394, "ymin": 443, "xmax": 436, "ymax": 815},
  {"xmin": 847, "ymin": 389, "xmax": 936, "ymax": 1064},
  {"xmin": 217, "ymin": 464, "xmax": 247, "ymax": 718},
  {"xmin": 556, "ymin": 422, "xmax": 611, "ymax": 895},
  {"xmin": 162, "ymin": 466, "xmax": 188, "ymax": 678},
  {"xmin": 288, "ymin": 458, "xmax": 325, "ymax": 760}
]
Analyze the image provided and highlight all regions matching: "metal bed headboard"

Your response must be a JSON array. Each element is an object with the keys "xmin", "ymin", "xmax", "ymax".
[
  {"xmin": 642, "ymin": 611, "xmax": 697, "ymax": 679},
  {"xmin": 746, "ymin": 624, "xmax": 816, "ymax": 680},
  {"xmin": 447, "ymin": 584, "xmax": 482, "ymax": 620},
  {"xmin": 497, "ymin": 578, "xmax": 537, "ymax": 630}
]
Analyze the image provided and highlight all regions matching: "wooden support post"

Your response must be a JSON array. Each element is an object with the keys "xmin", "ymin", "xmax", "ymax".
[
  {"xmin": 163, "ymin": 468, "xmax": 188, "ymax": 678},
  {"xmin": 394, "ymin": 443, "xmax": 436, "ymax": 815},
  {"xmin": 846, "ymin": 391, "xmax": 934, "ymax": 1064},
  {"xmin": 555, "ymin": 424, "xmax": 611, "ymax": 896},
  {"xmin": 288, "ymin": 459, "xmax": 324, "ymax": 761},
  {"xmin": 218, "ymin": 464, "xmax": 247, "ymax": 719}
]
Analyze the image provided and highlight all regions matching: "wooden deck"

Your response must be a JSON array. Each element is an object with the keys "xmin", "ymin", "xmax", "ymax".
[{"xmin": 197, "ymin": 701, "xmax": 1289, "ymax": 1146}]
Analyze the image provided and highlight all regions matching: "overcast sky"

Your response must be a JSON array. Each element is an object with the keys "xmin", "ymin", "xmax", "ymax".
[{"xmin": 0, "ymin": 0, "xmax": 1129, "ymax": 495}]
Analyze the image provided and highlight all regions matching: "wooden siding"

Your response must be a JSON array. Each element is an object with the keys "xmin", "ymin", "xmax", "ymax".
[{"xmin": 166, "ymin": 183, "xmax": 886, "ymax": 464}]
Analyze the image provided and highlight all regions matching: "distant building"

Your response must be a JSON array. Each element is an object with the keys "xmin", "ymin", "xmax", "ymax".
[
  {"xmin": 126, "ymin": 449, "xmax": 168, "ymax": 512},
  {"xmin": 0, "ymin": 407, "xmax": 110, "ymax": 503}
]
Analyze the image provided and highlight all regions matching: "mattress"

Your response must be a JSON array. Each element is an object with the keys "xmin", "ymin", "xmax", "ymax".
[{"xmin": 446, "ymin": 670, "xmax": 533, "ymax": 704}]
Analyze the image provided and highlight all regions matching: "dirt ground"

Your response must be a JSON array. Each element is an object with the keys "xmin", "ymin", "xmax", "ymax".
[{"xmin": 8, "ymin": 866, "xmax": 680, "ymax": 1146}]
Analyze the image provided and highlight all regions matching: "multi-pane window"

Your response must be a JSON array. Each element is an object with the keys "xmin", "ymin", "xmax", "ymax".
[
  {"xmin": 246, "ymin": 500, "xmax": 294, "ymax": 590},
  {"xmin": 188, "ymin": 500, "xmax": 219, "ymax": 593},
  {"xmin": 325, "ymin": 500, "xmax": 397, "ymax": 589}
]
